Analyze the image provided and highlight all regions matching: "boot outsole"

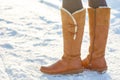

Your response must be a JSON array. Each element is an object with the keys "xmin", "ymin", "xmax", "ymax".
[{"xmin": 40, "ymin": 68, "xmax": 84, "ymax": 75}]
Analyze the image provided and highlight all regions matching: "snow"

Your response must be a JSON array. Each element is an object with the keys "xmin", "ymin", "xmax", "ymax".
[{"xmin": 0, "ymin": 0, "xmax": 120, "ymax": 80}]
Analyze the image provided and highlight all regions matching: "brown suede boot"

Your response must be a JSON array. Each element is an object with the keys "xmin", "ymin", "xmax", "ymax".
[
  {"xmin": 82, "ymin": 7, "xmax": 110, "ymax": 73},
  {"xmin": 40, "ymin": 8, "xmax": 86, "ymax": 74}
]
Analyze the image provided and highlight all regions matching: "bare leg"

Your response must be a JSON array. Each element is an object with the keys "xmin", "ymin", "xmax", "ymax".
[
  {"xmin": 62, "ymin": 0, "xmax": 83, "ymax": 13},
  {"xmin": 89, "ymin": 0, "xmax": 107, "ymax": 8}
]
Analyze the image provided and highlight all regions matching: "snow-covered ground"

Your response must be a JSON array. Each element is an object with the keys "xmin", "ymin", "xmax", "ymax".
[{"xmin": 0, "ymin": 0, "xmax": 120, "ymax": 80}]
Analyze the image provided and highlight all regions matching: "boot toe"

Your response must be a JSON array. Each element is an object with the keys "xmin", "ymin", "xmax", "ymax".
[
  {"xmin": 40, "ymin": 65, "xmax": 58, "ymax": 74},
  {"xmin": 40, "ymin": 66, "xmax": 49, "ymax": 73}
]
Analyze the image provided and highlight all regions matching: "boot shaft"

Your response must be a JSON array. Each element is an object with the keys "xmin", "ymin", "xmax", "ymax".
[
  {"xmin": 61, "ymin": 8, "xmax": 86, "ymax": 59},
  {"xmin": 88, "ymin": 8, "xmax": 110, "ymax": 59}
]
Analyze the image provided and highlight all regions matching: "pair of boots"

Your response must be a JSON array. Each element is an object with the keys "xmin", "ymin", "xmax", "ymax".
[{"xmin": 40, "ymin": 7, "xmax": 110, "ymax": 74}]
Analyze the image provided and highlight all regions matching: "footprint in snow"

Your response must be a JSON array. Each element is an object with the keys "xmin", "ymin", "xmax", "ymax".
[
  {"xmin": 6, "ymin": 28, "xmax": 18, "ymax": 36},
  {"xmin": 39, "ymin": 16, "xmax": 57, "ymax": 24},
  {"xmin": 0, "ymin": 43, "xmax": 14, "ymax": 49}
]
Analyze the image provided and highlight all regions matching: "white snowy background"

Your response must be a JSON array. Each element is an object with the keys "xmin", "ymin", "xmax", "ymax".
[{"xmin": 0, "ymin": 0, "xmax": 120, "ymax": 80}]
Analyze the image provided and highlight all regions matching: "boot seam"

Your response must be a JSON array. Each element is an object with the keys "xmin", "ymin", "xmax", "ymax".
[{"xmin": 89, "ymin": 9, "xmax": 97, "ymax": 67}]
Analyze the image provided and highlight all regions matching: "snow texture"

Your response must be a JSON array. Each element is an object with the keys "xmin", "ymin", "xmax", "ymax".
[{"xmin": 0, "ymin": 0, "xmax": 120, "ymax": 80}]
